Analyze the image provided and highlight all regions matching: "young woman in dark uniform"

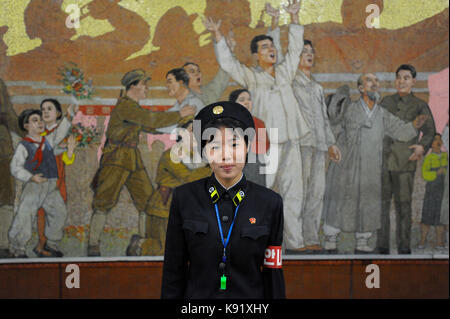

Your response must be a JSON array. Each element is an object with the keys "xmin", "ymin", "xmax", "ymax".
[{"xmin": 161, "ymin": 101, "xmax": 285, "ymax": 299}]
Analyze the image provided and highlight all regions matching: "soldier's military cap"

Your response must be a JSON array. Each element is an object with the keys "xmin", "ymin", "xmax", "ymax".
[
  {"xmin": 121, "ymin": 69, "xmax": 151, "ymax": 87},
  {"xmin": 194, "ymin": 101, "xmax": 256, "ymax": 151}
]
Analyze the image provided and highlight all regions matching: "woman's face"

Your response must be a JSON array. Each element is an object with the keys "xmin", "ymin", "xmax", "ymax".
[
  {"xmin": 166, "ymin": 73, "xmax": 183, "ymax": 97},
  {"xmin": 41, "ymin": 101, "xmax": 61, "ymax": 125},
  {"xmin": 236, "ymin": 91, "xmax": 253, "ymax": 112},
  {"xmin": 204, "ymin": 127, "xmax": 247, "ymax": 184}
]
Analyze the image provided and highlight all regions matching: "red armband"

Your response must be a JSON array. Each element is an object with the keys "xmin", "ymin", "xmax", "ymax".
[{"xmin": 263, "ymin": 246, "xmax": 282, "ymax": 269}]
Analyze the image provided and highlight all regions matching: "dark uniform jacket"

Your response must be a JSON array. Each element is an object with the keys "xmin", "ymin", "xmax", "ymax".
[
  {"xmin": 380, "ymin": 93, "xmax": 436, "ymax": 172},
  {"xmin": 161, "ymin": 173, "xmax": 285, "ymax": 299}
]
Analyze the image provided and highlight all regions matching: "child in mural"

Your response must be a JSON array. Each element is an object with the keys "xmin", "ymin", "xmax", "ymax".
[
  {"xmin": 157, "ymin": 68, "xmax": 204, "ymax": 135},
  {"xmin": 418, "ymin": 133, "xmax": 448, "ymax": 252},
  {"xmin": 266, "ymin": 3, "xmax": 341, "ymax": 254},
  {"xmin": 0, "ymin": 77, "xmax": 25, "ymax": 258},
  {"xmin": 322, "ymin": 73, "xmax": 427, "ymax": 254},
  {"xmin": 8, "ymin": 110, "xmax": 68, "ymax": 258},
  {"xmin": 126, "ymin": 116, "xmax": 211, "ymax": 256},
  {"xmin": 88, "ymin": 69, "xmax": 195, "ymax": 256},
  {"xmin": 229, "ymin": 88, "xmax": 269, "ymax": 187},
  {"xmin": 33, "ymin": 99, "xmax": 78, "ymax": 257},
  {"xmin": 204, "ymin": 0, "xmax": 313, "ymax": 254}
]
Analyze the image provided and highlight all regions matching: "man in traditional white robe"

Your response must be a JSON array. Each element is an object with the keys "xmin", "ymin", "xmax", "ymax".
[{"xmin": 322, "ymin": 73, "xmax": 427, "ymax": 254}]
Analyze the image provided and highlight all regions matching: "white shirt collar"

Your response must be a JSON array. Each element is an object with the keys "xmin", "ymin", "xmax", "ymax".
[
  {"xmin": 26, "ymin": 135, "xmax": 43, "ymax": 144},
  {"xmin": 46, "ymin": 122, "xmax": 58, "ymax": 131}
]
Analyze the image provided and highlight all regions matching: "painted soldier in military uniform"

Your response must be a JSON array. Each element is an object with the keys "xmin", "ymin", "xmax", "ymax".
[
  {"xmin": 161, "ymin": 101, "xmax": 285, "ymax": 298},
  {"xmin": 88, "ymin": 69, "xmax": 195, "ymax": 256}
]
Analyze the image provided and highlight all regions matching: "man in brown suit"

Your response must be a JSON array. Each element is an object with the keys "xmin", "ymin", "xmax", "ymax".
[
  {"xmin": 88, "ymin": 69, "xmax": 195, "ymax": 256},
  {"xmin": 377, "ymin": 64, "xmax": 436, "ymax": 254}
]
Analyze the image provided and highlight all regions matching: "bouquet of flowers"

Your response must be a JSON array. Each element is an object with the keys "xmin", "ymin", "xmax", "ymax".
[
  {"xmin": 64, "ymin": 122, "xmax": 102, "ymax": 148},
  {"xmin": 58, "ymin": 62, "xmax": 94, "ymax": 100}
]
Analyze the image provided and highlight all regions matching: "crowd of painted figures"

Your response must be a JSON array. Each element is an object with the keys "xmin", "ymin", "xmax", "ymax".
[{"xmin": 0, "ymin": 2, "xmax": 447, "ymax": 258}]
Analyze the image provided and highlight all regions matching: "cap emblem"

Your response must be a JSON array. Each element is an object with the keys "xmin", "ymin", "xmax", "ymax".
[{"xmin": 213, "ymin": 105, "xmax": 224, "ymax": 115}]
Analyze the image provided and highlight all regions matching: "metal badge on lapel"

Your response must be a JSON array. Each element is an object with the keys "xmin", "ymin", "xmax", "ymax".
[
  {"xmin": 209, "ymin": 186, "xmax": 219, "ymax": 203},
  {"xmin": 249, "ymin": 217, "xmax": 256, "ymax": 224}
]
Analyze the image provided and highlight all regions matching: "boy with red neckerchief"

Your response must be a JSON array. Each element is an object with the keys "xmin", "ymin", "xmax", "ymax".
[{"xmin": 8, "ymin": 109, "xmax": 67, "ymax": 258}]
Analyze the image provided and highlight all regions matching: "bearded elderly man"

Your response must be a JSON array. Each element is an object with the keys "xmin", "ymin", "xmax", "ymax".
[{"xmin": 322, "ymin": 73, "xmax": 427, "ymax": 254}]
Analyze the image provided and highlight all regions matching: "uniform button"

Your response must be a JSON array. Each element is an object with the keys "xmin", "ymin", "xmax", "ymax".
[
  {"xmin": 223, "ymin": 193, "xmax": 230, "ymax": 200},
  {"xmin": 222, "ymin": 216, "xmax": 229, "ymax": 223}
]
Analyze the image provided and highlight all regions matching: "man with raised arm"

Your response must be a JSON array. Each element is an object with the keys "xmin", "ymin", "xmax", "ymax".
[
  {"xmin": 266, "ymin": 3, "xmax": 341, "ymax": 254},
  {"xmin": 204, "ymin": 0, "xmax": 312, "ymax": 253}
]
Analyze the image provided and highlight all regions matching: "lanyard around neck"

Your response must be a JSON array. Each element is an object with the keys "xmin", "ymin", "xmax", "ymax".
[{"xmin": 214, "ymin": 203, "xmax": 240, "ymax": 256}]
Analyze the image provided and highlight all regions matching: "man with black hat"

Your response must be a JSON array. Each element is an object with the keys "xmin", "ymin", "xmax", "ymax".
[
  {"xmin": 162, "ymin": 101, "xmax": 285, "ymax": 299},
  {"xmin": 88, "ymin": 69, "xmax": 195, "ymax": 256}
]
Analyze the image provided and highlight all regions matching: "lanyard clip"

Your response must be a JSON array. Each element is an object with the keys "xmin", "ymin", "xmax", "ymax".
[{"xmin": 232, "ymin": 189, "xmax": 245, "ymax": 207}]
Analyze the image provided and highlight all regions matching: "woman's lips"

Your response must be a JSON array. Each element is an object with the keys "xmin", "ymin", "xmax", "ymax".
[{"xmin": 220, "ymin": 165, "xmax": 235, "ymax": 172}]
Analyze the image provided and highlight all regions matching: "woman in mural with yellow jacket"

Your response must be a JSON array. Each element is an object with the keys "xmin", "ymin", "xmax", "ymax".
[
  {"xmin": 418, "ymin": 133, "xmax": 448, "ymax": 252},
  {"xmin": 126, "ymin": 116, "xmax": 211, "ymax": 256}
]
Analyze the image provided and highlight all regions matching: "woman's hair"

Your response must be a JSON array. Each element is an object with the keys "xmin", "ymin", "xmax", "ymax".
[
  {"xmin": 166, "ymin": 68, "xmax": 190, "ymax": 87},
  {"xmin": 39, "ymin": 98, "xmax": 62, "ymax": 120},
  {"xmin": 229, "ymin": 89, "xmax": 250, "ymax": 103}
]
